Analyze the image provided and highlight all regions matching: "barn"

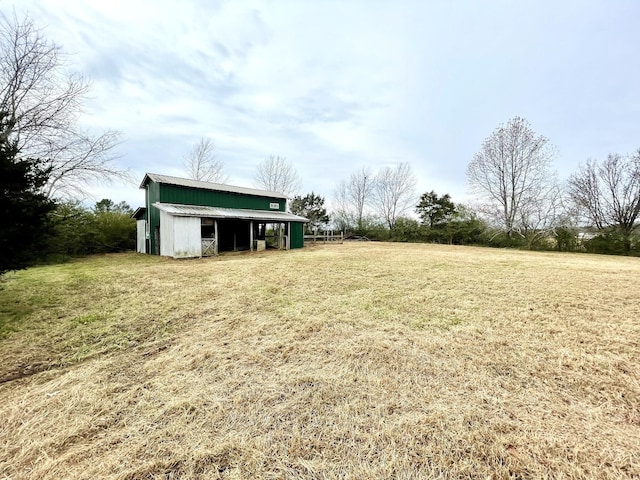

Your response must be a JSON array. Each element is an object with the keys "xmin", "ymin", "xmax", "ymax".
[{"xmin": 133, "ymin": 173, "xmax": 309, "ymax": 258}]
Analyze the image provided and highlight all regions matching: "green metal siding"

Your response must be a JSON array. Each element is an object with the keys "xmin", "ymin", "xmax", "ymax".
[
  {"xmin": 159, "ymin": 184, "xmax": 285, "ymax": 211},
  {"xmin": 290, "ymin": 222, "xmax": 304, "ymax": 249},
  {"xmin": 147, "ymin": 181, "xmax": 162, "ymax": 255}
]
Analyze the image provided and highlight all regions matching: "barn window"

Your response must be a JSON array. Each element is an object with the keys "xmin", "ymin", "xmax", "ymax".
[{"xmin": 201, "ymin": 218, "xmax": 215, "ymax": 238}]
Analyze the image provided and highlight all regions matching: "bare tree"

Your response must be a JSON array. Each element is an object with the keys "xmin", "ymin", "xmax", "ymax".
[
  {"xmin": 467, "ymin": 116, "xmax": 558, "ymax": 238},
  {"xmin": 43, "ymin": 130, "xmax": 123, "ymax": 198},
  {"xmin": 348, "ymin": 166, "xmax": 374, "ymax": 230},
  {"xmin": 183, "ymin": 137, "xmax": 227, "ymax": 183},
  {"xmin": 568, "ymin": 151, "xmax": 640, "ymax": 253},
  {"xmin": 568, "ymin": 159, "xmax": 606, "ymax": 230},
  {"xmin": 333, "ymin": 166, "xmax": 374, "ymax": 231},
  {"xmin": 517, "ymin": 181, "xmax": 564, "ymax": 249},
  {"xmin": 254, "ymin": 155, "xmax": 301, "ymax": 197},
  {"xmin": 373, "ymin": 162, "xmax": 417, "ymax": 229},
  {"xmin": 0, "ymin": 13, "xmax": 125, "ymax": 199},
  {"xmin": 332, "ymin": 181, "xmax": 356, "ymax": 230}
]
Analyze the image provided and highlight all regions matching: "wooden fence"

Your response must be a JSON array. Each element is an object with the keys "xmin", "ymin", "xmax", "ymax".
[{"xmin": 304, "ymin": 232, "xmax": 344, "ymax": 244}]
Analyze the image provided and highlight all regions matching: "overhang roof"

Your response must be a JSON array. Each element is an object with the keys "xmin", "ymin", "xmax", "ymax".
[
  {"xmin": 131, "ymin": 207, "xmax": 147, "ymax": 220},
  {"xmin": 153, "ymin": 202, "xmax": 309, "ymax": 223},
  {"xmin": 140, "ymin": 173, "xmax": 287, "ymax": 199}
]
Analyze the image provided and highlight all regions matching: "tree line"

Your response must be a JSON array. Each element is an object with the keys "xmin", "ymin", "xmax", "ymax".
[
  {"xmin": 1, "ymin": 187, "xmax": 136, "ymax": 276},
  {"xmin": 284, "ymin": 117, "xmax": 640, "ymax": 256},
  {"xmin": 466, "ymin": 116, "xmax": 639, "ymax": 255}
]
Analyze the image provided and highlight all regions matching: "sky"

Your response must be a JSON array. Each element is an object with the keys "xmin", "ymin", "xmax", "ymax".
[{"xmin": 6, "ymin": 0, "xmax": 640, "ymax": 212}]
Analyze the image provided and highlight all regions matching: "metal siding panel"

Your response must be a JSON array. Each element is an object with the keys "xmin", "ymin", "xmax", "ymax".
[
  {"xmin": 148, "ymin": 181, "xmax": 161, "ymax": 254},
  {"xmin": 159, "ymin": 210, "xmax": 174, "ymax": 256},
  {"xmin": 291, "ymin": 222, "xmax": 304, "ymax": 249},
  {"xmin": 173, "ymin": 217, "xmax": 201, "ymax": 258},
  {"xmin": 160, "ymin": 184, "xmax": 284, "ymax": 211},
  {"xmin": 136, "ymin": 220, "xmax": 147, "ymax": 253}
]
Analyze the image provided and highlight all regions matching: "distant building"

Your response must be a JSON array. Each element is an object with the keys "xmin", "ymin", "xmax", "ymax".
[{"xmin": 133, "ymin": 173, "xmax": 308, "ymax": 258}]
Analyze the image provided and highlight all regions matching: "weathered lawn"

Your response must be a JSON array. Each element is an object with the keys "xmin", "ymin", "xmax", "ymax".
[{"xmin": 1, "ymin": 243, "xmax": 639, "ymax": 479}]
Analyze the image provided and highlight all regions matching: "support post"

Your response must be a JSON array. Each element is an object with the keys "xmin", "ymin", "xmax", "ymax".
[
  {"xmin": 250, "ymin": 221, "xmax": 254, "ymax": 251},
  {"xmin": 214, "ymin": 220, "xmax": 218, "ymax": 255}
]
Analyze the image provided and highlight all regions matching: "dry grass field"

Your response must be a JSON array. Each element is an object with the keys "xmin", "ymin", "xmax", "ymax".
[{"xmin": 0, "ymin": 242, "xmax": 639, "ymax": 479}]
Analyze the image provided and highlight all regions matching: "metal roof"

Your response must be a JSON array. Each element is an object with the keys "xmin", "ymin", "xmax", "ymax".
[
  {"xmin": 153, "ymin": 202, "xmax": 309, "ymax": 222},
  {"xmin": 131, "ymin": 207, "xmax": 147, "ymax": 220},
  {"xmin": 140, "ymin": 173, "xmax": 288, "ymax": 199}
]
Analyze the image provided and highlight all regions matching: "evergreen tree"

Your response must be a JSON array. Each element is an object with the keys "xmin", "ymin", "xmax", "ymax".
[
  {"xmin": 0, "ymin": 124, "xmax": 55, "ymax": 275},
  {"xmin": 290, "ymin": 192, "xmax": 330, "ymax": 234},
  {"xmin": 416, "ymin": 191, "xmax": 457, "ymax": 227}
]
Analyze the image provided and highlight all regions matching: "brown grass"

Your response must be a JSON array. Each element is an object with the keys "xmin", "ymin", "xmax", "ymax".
[{"xmin": 1, "ymin": 243, "xmax": 639, "ymax": 479}]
